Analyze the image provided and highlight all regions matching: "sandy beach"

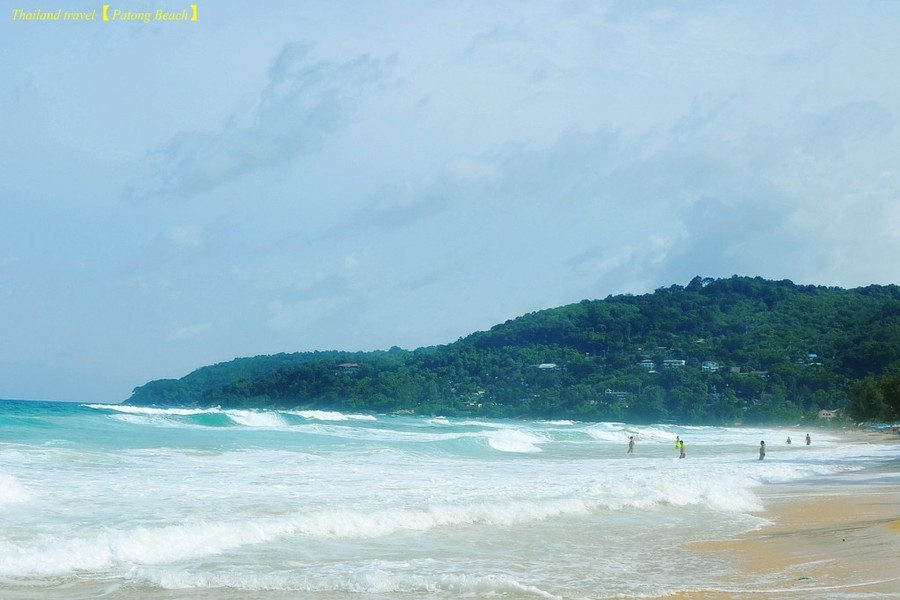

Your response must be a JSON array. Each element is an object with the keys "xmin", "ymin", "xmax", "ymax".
[{"xmin": 666, "ymin": 430, "xmax": 900, "ymax": 599}]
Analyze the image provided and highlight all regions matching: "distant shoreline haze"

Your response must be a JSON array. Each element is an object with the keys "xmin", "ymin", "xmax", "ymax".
[{"xmin": 125, "ymin": 276, "xmax": 900, "ymax": 424}]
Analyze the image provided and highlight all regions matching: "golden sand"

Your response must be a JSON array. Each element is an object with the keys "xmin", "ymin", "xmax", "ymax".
[{"xmin": 662, "ymin": 432, "xmax": 900, "ymax": 599}]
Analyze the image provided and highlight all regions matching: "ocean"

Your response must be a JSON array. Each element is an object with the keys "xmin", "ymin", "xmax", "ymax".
[{"xmin": 0, "ymin": 400, "xmax": 896, "ymax": 599}]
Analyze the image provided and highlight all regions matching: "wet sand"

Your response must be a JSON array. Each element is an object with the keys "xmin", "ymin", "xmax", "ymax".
[{"xmin": 667, "ymin": 431, "xmax": 900, "ymax": 599}]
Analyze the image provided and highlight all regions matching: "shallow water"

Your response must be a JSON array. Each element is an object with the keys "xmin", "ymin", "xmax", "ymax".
[{"xmin": 0, "ymin": 400, "xmax": 894, "ymax": 599}]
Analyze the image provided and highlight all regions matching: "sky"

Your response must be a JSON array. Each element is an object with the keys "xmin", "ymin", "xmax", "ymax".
[{"xmin": 3, "ymin": 1, "xmax": 900, "ymax": 403}]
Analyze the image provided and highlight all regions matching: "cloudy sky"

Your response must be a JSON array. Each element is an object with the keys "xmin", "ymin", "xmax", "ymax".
[{"xmin": 3, "ymin": 1, "xmax": 900, "ymax": 403}]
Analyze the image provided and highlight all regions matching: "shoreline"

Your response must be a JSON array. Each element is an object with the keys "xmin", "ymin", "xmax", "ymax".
[{"xmin": 667, "ymin": 430, "xmax": 900, "ymax": 599}]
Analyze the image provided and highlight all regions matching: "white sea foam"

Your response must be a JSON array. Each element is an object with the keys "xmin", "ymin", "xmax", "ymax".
[
  {"xmin": 106, "ymin": 413, "xmax": 208, "ymax": 430},
  {"xmin": 585, "ymin": 423, "xmax": 630, "ymax": 442},
  {"xmin": 0, "ymin": 521, "xmax": 271, "ymax": 575},
  {"xmin": 485, "ymin": 428, "xmax": 545, "ymax": 452},
  {"xmin": 0, "ymin": 497, "xmax": 600, "ymax": 576},
  {"xmin": 453, "ymin": 419, "xmax": 506, "ymax": 427},
  {"xmin": 628, "ymin": 425, "xmax": 678, "ymax": 442},
  {"xmin": 1, "ymin": 483, "xmax": 764, "ymax": 578},
  {"xmin": 289, "ymin": 410, "xmax": 376, "ymax": 421},
  {"xmin": 2, "ymin": 404, "xmax": 895, "ymax": 598},
  {"xmin": 0, "ymin": 472, "xmax": 29, "ymax": 506},
  {"xmin": 129, "ymin": 564, "xmax": 562, "ymax": 598},
  {"xmin": 225, "ymin": 410, "xmax": 287, "ymax": 428}
]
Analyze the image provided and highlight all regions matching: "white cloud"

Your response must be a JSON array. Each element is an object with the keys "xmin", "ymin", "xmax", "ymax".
[
  {"xmin": 134, "ymin": 42, "xmax": 389, "ymax": 199},
  {"xmin": 164, "ymin": 225, "xmax": 203, "ymax": 249},
  {"xmin": 5, "ymin": 1, "xmax": 900, "ymax": 402},
  {"xmin": 167, "ymin": 323, "xmax": 212, "ymax": 342}
]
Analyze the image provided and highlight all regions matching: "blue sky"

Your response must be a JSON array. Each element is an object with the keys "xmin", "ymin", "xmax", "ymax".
[{"xmin": 3, "ymin": 1, "xmax": 900, "ymax": 403}]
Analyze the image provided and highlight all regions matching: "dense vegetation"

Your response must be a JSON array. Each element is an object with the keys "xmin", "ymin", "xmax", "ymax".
[{"xmin": 127, "ymin": 276, "xmax": 900, "ymax": 424}]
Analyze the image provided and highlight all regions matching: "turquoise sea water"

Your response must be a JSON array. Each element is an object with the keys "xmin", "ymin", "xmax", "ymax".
[{"xmin": 0, "ymin": 400, "xmax": 896, "ymax": 599}]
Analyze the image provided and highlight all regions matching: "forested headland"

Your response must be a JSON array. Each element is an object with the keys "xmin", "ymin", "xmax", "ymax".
[{"xmin": 126, "ymin": 276, "xmax": 900, "ymax": 424}]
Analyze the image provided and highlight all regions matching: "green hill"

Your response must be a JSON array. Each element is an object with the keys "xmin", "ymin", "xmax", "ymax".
[{"xmin": 126, "ymin": 276, "xmax": 900, "ymax": 423}]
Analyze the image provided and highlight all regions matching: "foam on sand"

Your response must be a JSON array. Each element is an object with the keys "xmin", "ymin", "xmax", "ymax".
[{"xmin": 669, "ymin": 436, "xmax": 900, "ymax": 599}]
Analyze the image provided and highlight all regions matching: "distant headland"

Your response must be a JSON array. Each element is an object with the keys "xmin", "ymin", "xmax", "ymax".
[{"xmin": 126, "ymin": 276, "xmax": 900, "ymax": 424}]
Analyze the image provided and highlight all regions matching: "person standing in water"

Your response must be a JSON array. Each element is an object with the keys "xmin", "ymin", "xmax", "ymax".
[
  {"xmin": 806, "ymin": 433, "xmax": 811, "ymax": 445},
  {"xmin": 759, "ymin": 441, "xmax": 766, "ymax": 460},
  {"xmin": 627, "ymin": 436, "xmax": 635, "ymax": 454},
  {"xmin": 679, "ymin": 439, "xmax": 686, "ymax": 459}
]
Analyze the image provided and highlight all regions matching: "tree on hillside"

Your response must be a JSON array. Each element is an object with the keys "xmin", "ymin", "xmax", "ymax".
[{"xmin": 848, "ymin": 376, "xmax": 889, "ymax": 422}]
